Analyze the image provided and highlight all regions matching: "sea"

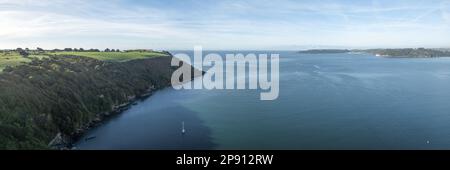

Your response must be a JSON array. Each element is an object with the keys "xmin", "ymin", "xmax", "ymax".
[{"xmin": 74, "ymin": 51, "xmax": 450, "ymax": 150}]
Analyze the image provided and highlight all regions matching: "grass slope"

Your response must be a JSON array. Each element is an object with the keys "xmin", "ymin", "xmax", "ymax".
[{"xmin": 0, "ymin": 51, "xmax": 169, "ymax": 72}]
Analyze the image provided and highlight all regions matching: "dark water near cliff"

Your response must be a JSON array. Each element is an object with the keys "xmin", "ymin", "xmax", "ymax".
[{"xmin": 75, "ymin": 51, "xmax": 450, "ymax": 149}]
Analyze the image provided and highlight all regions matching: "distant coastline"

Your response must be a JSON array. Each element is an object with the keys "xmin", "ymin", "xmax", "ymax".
[
  {"xmin": 298, "ymin": 49, "xmax": 351, "ymax": 54},
  {"xmin": 299, "ymin": 48, "xmax": 450, "ymax": 58}
]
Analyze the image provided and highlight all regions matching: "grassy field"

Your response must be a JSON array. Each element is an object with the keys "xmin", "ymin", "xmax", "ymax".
[
  {"xmin": 0, "ymin": 52, "xmax": 31, "ymax": 71},
  {"xmin": 48, "ymin": 51, "xmax": 169, "ymax": 62},
  {"xmin": 0, "ymin": 50, "xmax": 169, "ymax": 71}
]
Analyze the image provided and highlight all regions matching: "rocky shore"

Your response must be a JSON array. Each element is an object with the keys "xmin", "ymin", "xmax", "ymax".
[{"xmin": 48, "ymin": 86, "xmax": 158, "ymax": 149}]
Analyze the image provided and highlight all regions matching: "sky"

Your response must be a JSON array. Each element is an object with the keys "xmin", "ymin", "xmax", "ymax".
[{"xmin": 0, "ymin": 0, "xmax": 450, "ymax": 50}]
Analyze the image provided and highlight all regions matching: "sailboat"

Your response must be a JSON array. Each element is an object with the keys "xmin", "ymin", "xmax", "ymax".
[{"xmin": 182, "ymin": 121, "xmax": 186, "ymax": 134}]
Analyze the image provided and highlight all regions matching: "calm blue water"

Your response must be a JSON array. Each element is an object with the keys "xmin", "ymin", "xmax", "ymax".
[{"xmin": 75, "ymin": 51, "xmax": 450, "ymax": 150}]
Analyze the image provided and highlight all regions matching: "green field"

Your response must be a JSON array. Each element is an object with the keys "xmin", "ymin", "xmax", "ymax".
[
  {"xmin": 0, "ymin": 52, "xmax": 31, "ymax": 71},
  {"xmin": 0, "ymin": 50, "xmax": 169, "ymax": 72}
]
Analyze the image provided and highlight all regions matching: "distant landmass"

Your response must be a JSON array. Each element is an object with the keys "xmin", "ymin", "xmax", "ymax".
[
  {"xmin": 361, "ymin": 48, "xmax": 450, "ymax": 58},
  {"xmin": 299, "ymin": 48, "xmax": 450, "ymax": 58},
  {"xmin": 298, "ymin": 49, "xmax": 351, "ymax": 54}
]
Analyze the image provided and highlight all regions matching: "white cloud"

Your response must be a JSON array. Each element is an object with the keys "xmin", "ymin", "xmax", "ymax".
[{"xmin": 0, "ymin": 0, "xmax": 449, "ymax": 49}]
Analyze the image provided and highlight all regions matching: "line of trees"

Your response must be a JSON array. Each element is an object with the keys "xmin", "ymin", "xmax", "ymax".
[
  {"xmin": 58, "ymin": 48, "xmax": 121, "ymax": 52},
  {"xmin": 104, "ymin": 48, "xmax": 121, "ymax": 52},
  {"xmin": 11, "ymin": 48, "xmax": 122, "ymax": 53}
]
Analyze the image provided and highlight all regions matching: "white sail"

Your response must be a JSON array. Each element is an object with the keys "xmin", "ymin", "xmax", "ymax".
[{"xmin": 182, "ymin": 121, "xmax": 186, "ymax": 134}]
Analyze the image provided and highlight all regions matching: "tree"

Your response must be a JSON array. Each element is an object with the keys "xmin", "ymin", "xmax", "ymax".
[
  {"xmin": 79, "ymin": 48, "xmax": 84, "ymax": 52},
  {"xmin": 36, "ymin": 47, "xmax": 44, "ymax": 52},
  {"xmin": 104, "ymin": 48, "xmax": 110, "ymax": 52},
  {"xmin": 16, "ymin": 48, "xmax": 29, "ymax": 57},
  {"xmin": 116, "ymin": 49, "xmax": 120, "ymax": 52},
  {"xmin": 64, "ymin": 48, "xmax": 73, "ymax": 52}
]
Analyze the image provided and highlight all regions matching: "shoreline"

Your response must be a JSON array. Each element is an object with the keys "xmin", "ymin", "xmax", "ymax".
[
  {"xmin": 49, "ymin": 69, "xmax": 205, "ymax": 150},
  {"xmin": 48, "ymin": 86, "xmax": 160, "ymax": 150}
]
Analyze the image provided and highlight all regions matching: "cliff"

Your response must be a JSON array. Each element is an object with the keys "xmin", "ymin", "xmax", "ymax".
[{"xmin": 0, "ymin": 54, "xmax": 194, "ymax": 149}]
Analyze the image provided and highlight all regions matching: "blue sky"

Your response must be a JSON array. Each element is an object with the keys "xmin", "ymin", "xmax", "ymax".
[{"xmin": 0, "ymin": 0, "xmax": 449, "ymax": 50}]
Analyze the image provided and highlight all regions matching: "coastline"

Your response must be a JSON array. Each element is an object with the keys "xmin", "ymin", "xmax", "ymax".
[
  {"xmin": 48, "ymin": 86, "xmax": 158, "ymax": 149},
  {"xmin": 298, "ymin": 48, "xmax": 450, "ymax": 58},
  {"xmin": 49, "ymin": 65, "xmax": 204, "ymax": 150}
]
